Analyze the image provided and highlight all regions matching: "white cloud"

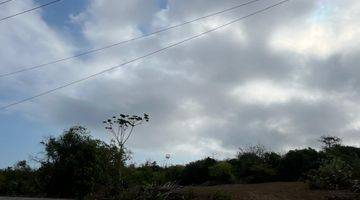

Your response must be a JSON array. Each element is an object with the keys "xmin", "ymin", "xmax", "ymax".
[
  {"xmin": 270, "ymin": 0, "xmax": 360, "ymax": 58},
  {"xmin": 231, "ymin": 80, "xmax": 322, "ymax": 105},
  {"xmin": 3, "ymin": 0, "xmax": 360, "ymax": 165}
]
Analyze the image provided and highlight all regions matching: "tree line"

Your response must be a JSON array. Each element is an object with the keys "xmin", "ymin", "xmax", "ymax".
[{"xmin": 0, "ymin": 115, "xmax": 360, "ymax": 199}]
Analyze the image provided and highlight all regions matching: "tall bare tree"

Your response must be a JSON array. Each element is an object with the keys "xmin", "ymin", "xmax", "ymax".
[
  {"xmin": 103, "ymin": 113, "xmax": 149, "ymax": 153},
  {"xmin": 103, "ymin": 113, "xmax": 149, "ymax": 185},
  {"xmin": 319, "ymin": 136, "xmax": 342, "ymax": 149}
]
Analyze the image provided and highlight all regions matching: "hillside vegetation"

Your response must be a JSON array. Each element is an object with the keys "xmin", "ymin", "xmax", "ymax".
[{"xmin": 1, "ymin": 124, "xmax": 360, "ymax": 199}]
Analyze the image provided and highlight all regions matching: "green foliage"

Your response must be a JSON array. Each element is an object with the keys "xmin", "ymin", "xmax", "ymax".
[
  {"xmin": 128, "ymin": 161, "xmax": 167, "ymax": 185},
  {"xmin": 209, "ymin": 161, "xmax": 235, "ymax": 184},
  {"xmin": 247, "ymin": 163, "xmax": 277, "ymax": 183},
  {"xmin": 0, "ymin": 161, "xmax": 41, "ymax": 196},
  {"xmin": 230, "ymin": 146, "xmax": 279, "ymax": 183},
  {"xmin": 307, "ymin": 158, "xmax": 353, "ymax": 190},
  {"xmin": 38, "ymin": 126, "xmax": 125, "ymax": 198},
  {"xmin": 325, "ymin": 145, "xmax": 360, "ymax": 174},
  {"xmin": 307, "ymin": 144, "xmax": 360, "ymax": 191},
  {"xmin": 180, "ymin": 157, "xmax": 217, "ymax": 185},
  {"xmin": 2, "ymin": 129, "xmax": 360, "ymax": 199},
  {"xmin": 165, "ymin": 165, "xmax": 184, "ymax": 183},
  {"xmin": 279, "ymin": 148, "xmax": 323, "ymax": 181},
  {"xmin": 263, "ymin": 152, "xmax": 281, "ymax": 168}
]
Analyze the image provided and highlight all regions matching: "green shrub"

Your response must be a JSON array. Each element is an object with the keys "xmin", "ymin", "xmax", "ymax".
[
  {"xmin": 165, "ymin": 165, "xmax": 184, "ymax": 183},
  {"xmin": 38, "ymin": 126, "xmax": 125, "ymax": 199},
  {"xmin": 0, "ymin": 161, "xmax": 41, "ymax": 196},
  {"xmin": 209, "ymin": 162, "xmax": 235, "ymax": 184},
  {"xmin": 326, "ymin": 146, "xmax": 360, "ymax": 180},
  {"xmin": 129, "ymin": 161, "xmax": 166, "ymax": 185},
  {"xmin": 308, "ymin": 158, "xmax": 353, "ymax": 190},
  {"xmin": 232, "ymin": 151, "xmax": 277, "ymax": 183},
  {"xmin": 279, "ymin": 148, "xmax": 323, "ymax": 181},
  {"xmin": 180, "ymin": 157, "xmax": 217, "ymax": 185},
  {"xmin": 247, "ymin": 163, "xmax": 277, "ymax": 183}
]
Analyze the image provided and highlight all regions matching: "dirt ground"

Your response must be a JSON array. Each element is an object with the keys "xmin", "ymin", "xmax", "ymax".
[
  {"xmin": 183, "ymin": 182, "xmax": 355, "ymax": 200},
  {"xmin": 0, "ymin": 182, "xmax": 355, "ymax": 200}
]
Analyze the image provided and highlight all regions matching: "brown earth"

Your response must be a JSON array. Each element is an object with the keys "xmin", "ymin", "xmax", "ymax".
[
  {"xmin": 0, "ymin": 182, "xmax": 356, "ymax": 200},
  {"xmin": 182, "ymin": 182, "xmax": 356, "ymax": 200}
]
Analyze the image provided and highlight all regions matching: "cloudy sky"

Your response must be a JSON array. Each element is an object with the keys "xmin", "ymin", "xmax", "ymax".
[{"xmin": 1, "ymin": 0, "xmax": 360, "ymax": 168}]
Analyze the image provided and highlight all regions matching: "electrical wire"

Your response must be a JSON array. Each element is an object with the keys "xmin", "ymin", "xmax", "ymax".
[
  {"xmin": 0, "ymin": 0, "xmax": 14, "ymax": 6},
  {"xmin": 0, "ymin": 0, "xmax": 62, "ymax": 22},
  {"xmin": 0, "ymin": 0, "xmax": 261, "ymax": 78},
  {"xmin": 0, "ymin": 0, "xmax": 290, "ymax": 110}
]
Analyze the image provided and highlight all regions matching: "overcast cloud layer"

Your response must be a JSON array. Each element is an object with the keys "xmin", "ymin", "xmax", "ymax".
[{"xmin": 1, "ymin": 0, "xmax": 360, "ymax": 166}]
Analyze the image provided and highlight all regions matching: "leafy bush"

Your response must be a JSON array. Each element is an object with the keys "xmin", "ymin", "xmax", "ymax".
[
  {"xmin": 129, "ymin": 161, "xmax": 165, "ymax": 185},
  {"xmin": 3, "ymin": 128, "xmax": 360, "ymax": 198},
  {"xmin": 209, "ymin": 161, "xmax": 235, "ymax": 184},
  {"xmin": 263, "ymin": 152, "xmax": 281, "ymax": 169},
  {"xmin": 38, "ymin": 126, "xmax": 125, "ymax": 199},
  {"xmin": 0, "ymin": 161, "xmax": 42, "ymax": 196},
  {"xmin": 279, "ymin": 148, "xmax": 323, "ymax": 181},
  {"xmin": 307, "ymin": 158, "xmax": 353, "ymax": 190},
  {"xmin": 247, "ymin": 163, "xmax": 277, "ymax": 183},
  {"xmin": 326, "ymin": 146, "xmax": 360, "ymax": 178},
  {"xmin": 231, "ymin": 146, "xmax": 279, "ymax": 183},
  {"xmin": 180, "ymin": 157, "xmax": 217, "ymax": 185},
  {"xmin": 165, "ymin": 165, "xmax": 184, "ymax": 183},
  {"xmin": 307, "ymin": 143, "xmax": 360, "ymax": 192}
]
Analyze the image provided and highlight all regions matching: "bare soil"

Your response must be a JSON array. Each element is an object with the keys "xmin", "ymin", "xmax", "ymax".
[
  {"xmin": 0, "ymin": 182, "xmax": 356, "ymax": 200},
  {"xmin": 183, "ymin": 182, "xmax": 356, "ymax": 200}
]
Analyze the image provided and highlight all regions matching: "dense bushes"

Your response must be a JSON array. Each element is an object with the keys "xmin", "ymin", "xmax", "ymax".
[
  {"xmin": 0, "ymin": 161, "xmax": 42, "ymax": 196},
  {"xmin": 1, "ymin": 128, "xmax": 360, "ymax": 198},
  {"xmin": 307, "ymin": 144, "xmax": 360, "ymax": 191},
  {"xmin": 128, "ymin": 161, "xmax": 167, "ymax": 186},
  {"xmin": 38, "ymin": 126, "xmax": 125, "ymax": 199},
  {"xmin": 0, "ymin": 126, "xmax": 126, "ymax": 199},
  {"xmin": 230, "ymin": 154, "xmax": 276, "ymax": 183},
  {"xmin": 307, "ymin": 158, "xmax": 353, "ymax": 190},
  {"xmin": 180, "ymin": 157, "xmax": 217, "ymax": 185},
  {"xmin": 209, "ymin": 162, "xmax": 235, "ymax": 184},
  {"xmin": 278, "ymin": 148, "xmax": 324, "ymax": 181}
]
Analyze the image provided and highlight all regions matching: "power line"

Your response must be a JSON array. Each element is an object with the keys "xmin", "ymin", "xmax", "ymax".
[
  {"xmin": 0, "ymin": 0, "xmax": 262, "ymax": 78},
  {"xmin": 0, "ymin": 0, "xmax": 290, "ymax": 110},
  {"xmin": 0, "ymin": 0, "xmax": 62, "ymax": 22},
  {"xmin": 0, "ymin": 0, "xmax": 14, "ymax": 6}
]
